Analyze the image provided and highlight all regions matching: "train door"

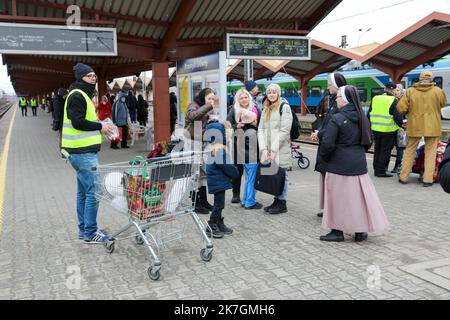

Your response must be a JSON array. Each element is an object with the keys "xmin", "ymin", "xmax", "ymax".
[
  {"xmin": 400, "ymin": 77, "xmax": 408, "ymax": 89},
  {"xmin": 434, "ymin": 69, "xmax": 450, "ymax": 105}
]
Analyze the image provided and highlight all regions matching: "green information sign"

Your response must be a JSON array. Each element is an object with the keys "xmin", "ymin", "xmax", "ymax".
[{"xmin": 226, "ymin": 33, "xmax": 310, "ymax": 60}]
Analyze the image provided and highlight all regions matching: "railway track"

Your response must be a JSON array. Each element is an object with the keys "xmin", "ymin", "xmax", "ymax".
[{"xmin": 0, "ymin": 101, "xmax": 14, "ymax": 119}]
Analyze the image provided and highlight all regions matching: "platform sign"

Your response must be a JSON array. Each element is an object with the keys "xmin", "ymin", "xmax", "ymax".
[
  {"xmin": 0, "ymin": 23, "xmax": 117, "ymax": 56},
  {"xmin": 226, "ymin": 33, "xmax": 310, "ymax": 60}
]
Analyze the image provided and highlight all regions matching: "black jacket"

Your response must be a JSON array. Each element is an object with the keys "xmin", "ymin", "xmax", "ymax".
[
  {"xmin": 315, "ymin": 94, "xmax": 339, "ymax": 173},
  {"xmin": 439, "ymin": 139, "xmax": 450, "ymax": 193},
  {"xmin": 136, "ymin": 98, "xmax": 148, "ymax": 116},
  {"xmin": 170, "ymin": 94, "xmax": 178, "ymax": 121},
  {"xmin": 51, "ymin": 95, "xmax": 65, "ymax": 131},
  {"xmin": 238, "ymin": 124, "xmax": 259, "ymax": 164},
  {"xmin": 65, "ymin": 81, "xmax": 102, "ymax": 154},
  {"xmin": 126, "ymin": 93, "xmax": 137, "ymax": 113},
  {"xmin": 227, "ymin": 108, "xmax": 260, "ymax": 165},
  {"xmin": 319, "ymin": 103, "xmax": 368, "ymax": 176}
]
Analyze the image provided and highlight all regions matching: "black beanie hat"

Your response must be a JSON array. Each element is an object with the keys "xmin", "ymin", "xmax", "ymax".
[{"xmin": 73, "ymin": 63, "xmax": 94, "ymax": 81}]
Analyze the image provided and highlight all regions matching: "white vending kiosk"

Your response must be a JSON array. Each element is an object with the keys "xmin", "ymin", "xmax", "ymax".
[{"xmin": 176, "ymin": 51, "xmax": 227, "ymax": 124}]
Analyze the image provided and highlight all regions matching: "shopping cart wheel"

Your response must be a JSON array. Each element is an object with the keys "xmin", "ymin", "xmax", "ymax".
[
  {"xmin": 148, "ymin": 267, "xmax": 161, "ymax": 281},
  {"xmin": 200, "ymin": 248, "xmax": 213, "ymax": 262},
  {"xmin": 297, "ymin": 157, "xmax": 310, "ymax": 169},
  {"xmin": 105, "ymin": 241, "xmax": 115, "ymax": 254},
  {"xmin": 135, "ymin": 235, "xmax": 144, "ymax": 245}
]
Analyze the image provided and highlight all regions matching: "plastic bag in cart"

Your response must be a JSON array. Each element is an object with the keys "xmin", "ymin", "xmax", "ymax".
[
  {"xmin": 125, "ymin": 173, "xmax": 167, "ymax": 220},
  {"xmin": 165, "ymin": 177, "xmax": 190, "ymax": 213}
]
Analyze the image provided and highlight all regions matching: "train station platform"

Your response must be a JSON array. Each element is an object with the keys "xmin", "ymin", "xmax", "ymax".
[{"xmin": 1, "ymin": 106, "xmax": 450, "ymax": 300}]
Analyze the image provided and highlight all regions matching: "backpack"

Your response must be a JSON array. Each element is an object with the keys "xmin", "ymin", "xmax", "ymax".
[{"xmin": 279, "ymin": 102, "xmax": 300, "ymax": 140}]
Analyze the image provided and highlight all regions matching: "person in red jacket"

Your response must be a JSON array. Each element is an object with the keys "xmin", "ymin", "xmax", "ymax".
[{"xmin": 97, "ymin": 95, "xmax": 112, "ymax": 120}]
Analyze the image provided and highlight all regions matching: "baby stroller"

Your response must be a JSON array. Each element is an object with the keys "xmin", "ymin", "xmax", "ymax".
[
  {"xmin": 291, "ymin": 143, "xmax": 310, "ymax": 169},
  {"xmin": 411, "ymin": 140, "xmax": 447, "ymax": 182}
]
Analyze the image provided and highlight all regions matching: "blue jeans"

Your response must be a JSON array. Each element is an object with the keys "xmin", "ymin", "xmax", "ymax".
[
  {"xmin": 276, "ymin": 172, "xmax": 288, "ymax": 201},
  {"xmin": 69, "ymin": 153, "xmax": 101, "ymax": 238},
  {"xmin": 396, "ymin": 146, "xmax": 405, "ymax": 163},
  {"xmin": 242, "ymin": 163, "xmax": 258, "ymax": 208}
]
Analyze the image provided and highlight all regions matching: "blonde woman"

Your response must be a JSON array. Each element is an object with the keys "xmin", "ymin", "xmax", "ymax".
[
  {"xmin": 257, "ymin": 83, "xmax": 293, "ymax": 214},
  {"xmin": 226, "ymin": 88, "xmax": 259, "ymax": 204}
]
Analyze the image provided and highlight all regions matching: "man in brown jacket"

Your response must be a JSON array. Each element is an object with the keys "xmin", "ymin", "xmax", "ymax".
[{"xmin": 397, "ymin": 70, "xmax": 447, "ymax": 186}]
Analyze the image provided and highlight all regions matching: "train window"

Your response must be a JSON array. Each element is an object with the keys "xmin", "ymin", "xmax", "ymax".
[
  {"xmin": 400, "ymin": 80, "xmax": 406, "ymax": 89},
  {"xmin": 371, "ymin": 88, "xmax": 384, "ymax": 98},
  {"xmin": 357, "ymin": 88, "xmax": 367, "ymax": 102},
  {"xmin": 311, "ymin": 86, "xmax": 322, "ymax": 97},
  {"xmin": 433, "ymin": 76, "xmax": 443, "ymax": 89}
]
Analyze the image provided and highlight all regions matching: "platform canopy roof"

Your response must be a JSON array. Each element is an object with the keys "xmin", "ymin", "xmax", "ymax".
[
  {"xmin": 227, "ymin": 39, "xmax": 362, "ymax": 84},
  {"xmin": 360, "ymin": 11, "xmax": 450, "ymax": 82},
  {"xmin": 0, "ymin": 0, "xmax": 342, "ymax": 96}
]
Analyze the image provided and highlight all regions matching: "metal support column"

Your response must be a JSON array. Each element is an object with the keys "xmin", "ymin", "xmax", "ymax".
[{"xmin": 244, "ymin": 59, "xmax": 253, "ymax": 82}]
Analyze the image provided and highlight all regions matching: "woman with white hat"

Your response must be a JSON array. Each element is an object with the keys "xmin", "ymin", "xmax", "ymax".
[{"xmin": 258, "ymin": 83, "xmax": 293, "ymax": 214}]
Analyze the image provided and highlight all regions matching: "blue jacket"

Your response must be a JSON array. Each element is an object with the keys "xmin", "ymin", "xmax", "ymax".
[
  {"xmin": 112, "ymin": 93, "xmax": 129, "ymax": 126},
  {"xmin": 206, "ymin": 148, "xmax": 239, "ymax": 194}
]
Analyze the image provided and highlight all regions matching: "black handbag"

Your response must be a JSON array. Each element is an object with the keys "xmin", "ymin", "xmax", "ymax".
[{"xmin": 254, "ymin": 162, "xmax": 286, "ymax": 196}]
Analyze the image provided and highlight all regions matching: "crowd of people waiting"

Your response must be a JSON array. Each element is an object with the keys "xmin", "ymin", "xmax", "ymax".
[{"xmin": 182, "ymin": 69, "xmax": 448, "ymax": 242}]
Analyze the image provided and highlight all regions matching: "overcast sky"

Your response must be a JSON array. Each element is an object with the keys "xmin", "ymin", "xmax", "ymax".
[{"xmin": 1, "ymin": 0, "xmax": 449, "ymax": 95}]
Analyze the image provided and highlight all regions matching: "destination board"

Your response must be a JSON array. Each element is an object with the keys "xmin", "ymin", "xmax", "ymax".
[
  {"xmin": 0, "ymin": 23, "xmax": 117, "ymax": 56},
  {"xmin": 226, "ymin": 33, "xmax": 310, "ymax": 60}
]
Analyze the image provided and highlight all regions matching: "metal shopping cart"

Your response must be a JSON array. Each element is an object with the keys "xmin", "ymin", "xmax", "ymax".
[{"xmin": 93, "ymin": 152, "xmax": 213, "ymax": 280}]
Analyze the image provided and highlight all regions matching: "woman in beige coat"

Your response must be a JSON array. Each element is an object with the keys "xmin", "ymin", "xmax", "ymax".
[{"xmin": 258, "ymin": 83, "xmax": 293, "ymax": 214}]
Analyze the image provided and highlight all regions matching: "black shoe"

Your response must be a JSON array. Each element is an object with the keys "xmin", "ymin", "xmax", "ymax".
[
  {"xmin": 355, "ymin": 232, "xmax": 368, "ymax": 242},
  {"xmin": 398, "ymin": 178, "xmax": 408, "ymax": 184},
  {"xmin": 423, "ymin": 182, "xmax": 433, "ymax": 187},
  {"xmin": 231, "ymin": 193, "xmax": 240, "ymax": 203},
  {"xmin": 217, "ymin": 217, "xmax": 233, "ymax": 235},
  {"xmin": 205, "ymin": 220, "xmax": 224, "ymax": 238},
  {"xmin": 264, "ymin": 198, "xmax": 278, "ymax": 212},
  {"xmin": 317, "ymin": 212, "xmax": 323, "ymax": 218},
  {"xmin": 320, "ymin": 229, "xmax": 344, "ymax": 242},
  {"xmin": 203, "ymin": 201, "xmax": 213, "ymax": 211},
  {"xmin": 195, "ymin": 203, "xmax": 210, "ymax": 214},
  {"xmin": 198, "ymin": 186, "xmax": 213, "ymax": 210},
  {"xmin": 245, "ymin": 202, "xmax": 263, "ymax": 210},
  {"xmin": 121, "ymin": 145, "xmax": 130, "ymax": 148},
  {"xmin": 268, "ymin": 200, "xmax": 287, "ymax": 214},
  {"xmin": 390, "ymin": 167, "xmax": 399, "ymax": 174},
  {"xmin": 111, "ymin": 145, "xmax": 120, "ymax": 149},
  {"xmin": 374, "ymin": 172, "xmax": 393, "ymax": 177}
]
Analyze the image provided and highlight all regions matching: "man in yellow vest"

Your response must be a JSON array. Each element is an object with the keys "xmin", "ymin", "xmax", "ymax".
[
  {"xmin": 368, "ymin": 82, "xmax": 403, "ymax": 177},
  {"xmin": 30, "ymin": 97, "xmax": 38, "ymax": 116},
  {"xmin": 62, "ymin": 62, "xmax": 114, "ymax": 243},
  {"xmin": 19, "ymin": 97, "xmax": 28, "ymax": 117}
]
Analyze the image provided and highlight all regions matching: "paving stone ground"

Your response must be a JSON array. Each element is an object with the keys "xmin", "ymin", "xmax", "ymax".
[{"xmin": 1, "ymin": 107, "xmax": 450, "ymax": 300}]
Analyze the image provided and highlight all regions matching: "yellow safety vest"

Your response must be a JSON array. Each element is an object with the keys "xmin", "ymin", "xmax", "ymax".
[
  {"xmin": 30, "ymin": 99, "xmax": 37, "ymax": 107},
  {"xmin": 61, "ymin": 89, "xmax": 102, "ymax": 150},
  {"xmin": 369, "ymin": 94, "xmax": 399, "ymax": 133},
  {"xmin": 19, "ymin": 98, "xmax": 27, "ymax": 106}
]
